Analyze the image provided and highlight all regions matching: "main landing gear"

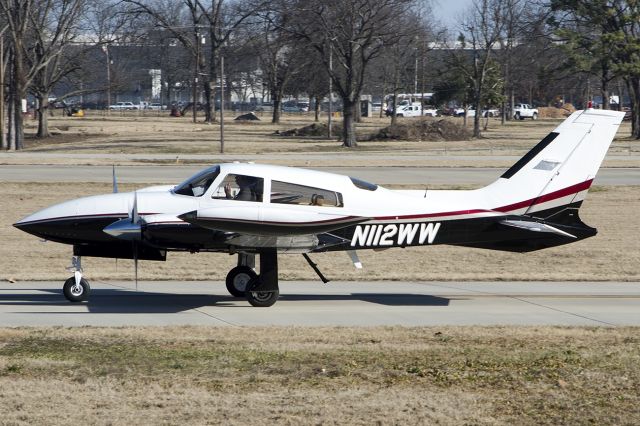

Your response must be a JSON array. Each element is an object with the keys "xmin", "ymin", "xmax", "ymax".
[
  {"xmin": 63, "ymin": 256, "xmax": 91, "ymax": 302},
  {"xmin": 226, "ymin": 250, "xmax": 280, "ymax": 307}
]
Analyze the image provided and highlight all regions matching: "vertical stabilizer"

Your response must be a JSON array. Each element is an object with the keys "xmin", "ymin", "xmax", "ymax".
[{"xmin": 480, "ymin": 109, "xmax": 624, "ymax": 216}]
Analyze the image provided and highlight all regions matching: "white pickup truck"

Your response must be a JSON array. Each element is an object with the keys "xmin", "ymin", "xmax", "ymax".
[
  {"xmin": 394, "ymin": 103, "xmax": 438, "ymax": 117},
  {"xmin": 513, "ymin": 103, "xmax": 538, "ymax": 120}
]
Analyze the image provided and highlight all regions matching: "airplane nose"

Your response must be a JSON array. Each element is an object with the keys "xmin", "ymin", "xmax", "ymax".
[{"xmin": 13, "ymin": 218, "xmax": 57, "ymax": 240}]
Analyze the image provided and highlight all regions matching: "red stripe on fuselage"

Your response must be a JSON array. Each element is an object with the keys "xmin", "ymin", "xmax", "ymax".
[
  {"xmin": 493, "ymin": 180, "xmax": 592, "ymax": 213},
  {"xmin": 374, "ymin": 180, "xmax": 593, "ymax": 221}
]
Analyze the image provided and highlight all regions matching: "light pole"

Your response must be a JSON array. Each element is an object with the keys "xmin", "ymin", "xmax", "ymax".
[
  {"xmin": 327, "ymin": 43, "xmax": 333, "ymax": 139},
  {"xmin": 102, "ymin": 44, "xmax": 111, "ymax": 114},
  {"xmin": 220, "ymin": 54, "xmax": 225, "ymax": 153},
  {"xmin": 192, "ymin": 31, "xmax": 200, "ymax": 123}
]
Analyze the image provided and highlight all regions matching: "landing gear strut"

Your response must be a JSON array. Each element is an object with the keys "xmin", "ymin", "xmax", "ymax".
[
  {"xmin": 245, "ymin": 249, "xmax": 279, "ymax": 307},
  {"xmin": 63, "ymin": 256, "xmax": 91, "ymax": 302}
]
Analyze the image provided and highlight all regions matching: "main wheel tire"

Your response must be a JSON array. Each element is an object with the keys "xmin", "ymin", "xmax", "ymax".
[
  {"xmin": 63, "ymin": 277, "xmax": 90, "ymax": 302},
  {"xmin": 225, "ymin": 266, "xmax": 257, "ymax": 297},
  {"xmin": 531, "ymin": 113, "xmax": 538, "ymax": 120},
  {"xmin": 246, "ymin": 283, "xmax": 279, "ymax": 307}
]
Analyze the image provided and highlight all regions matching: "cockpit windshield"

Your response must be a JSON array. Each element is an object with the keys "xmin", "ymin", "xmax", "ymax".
[{"xmin": 173, "ymin": 166, "xmax": 220, "ymax": 197}]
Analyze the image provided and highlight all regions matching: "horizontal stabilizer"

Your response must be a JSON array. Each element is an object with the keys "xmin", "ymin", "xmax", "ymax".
[{"xmin": 500, "ymin": 219, "xmax": 576, "ymax": 239}]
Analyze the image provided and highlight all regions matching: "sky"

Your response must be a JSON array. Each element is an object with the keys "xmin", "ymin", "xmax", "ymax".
[{"xmin": 433, "ymin": 0, "xmax": 475, "ymax": 28}]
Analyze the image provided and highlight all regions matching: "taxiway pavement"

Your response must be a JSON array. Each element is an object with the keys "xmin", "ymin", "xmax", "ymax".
[
  {"xmin": 1, "ymin": 281, "xmax": 638, "ymax": 327},
  {"xmin": 1, "ymin": 165, "xmax": 639, "ymax": 185}
]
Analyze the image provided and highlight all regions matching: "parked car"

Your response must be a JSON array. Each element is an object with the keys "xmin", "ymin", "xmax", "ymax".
[
  {"xmin": 109, "ymin": 102, "xmax": 138, "ymax": 110},
  {"xmin": 454, "ymin": 108, "xmax": 499, "ymax": 118},
  {"xmin": 282, "ymin": 104, "xmax": 302, "ymax": 112},
  {"xmin": 148, "ymin": 103, "xmax": 166, "ymax": 110}
]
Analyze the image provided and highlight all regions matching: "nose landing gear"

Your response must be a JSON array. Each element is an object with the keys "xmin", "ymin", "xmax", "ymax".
[{"xmin": 63, "ymin": 256, "xmax": 91, "ymax": 302}]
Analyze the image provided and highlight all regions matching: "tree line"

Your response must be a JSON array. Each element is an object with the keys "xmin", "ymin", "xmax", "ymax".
[{"xmin": 1, "ymin": 0, "xmax": 640, "ymax": 150}]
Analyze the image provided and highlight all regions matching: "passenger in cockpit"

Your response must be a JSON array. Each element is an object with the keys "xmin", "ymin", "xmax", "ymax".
[{"xmin": 225, "ymin": 175, "xmax": 261, "ymax": 201}]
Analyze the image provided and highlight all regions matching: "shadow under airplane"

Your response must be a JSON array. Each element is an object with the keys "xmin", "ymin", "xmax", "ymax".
[{"xmin": 0, "ymin": 288, "xmax": 451, "ymax": 314}]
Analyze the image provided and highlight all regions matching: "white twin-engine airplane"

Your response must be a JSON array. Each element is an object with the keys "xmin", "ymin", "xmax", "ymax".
[{"xmin": 15, "ymin": 109, "xmax": 624, "ymax": 307}]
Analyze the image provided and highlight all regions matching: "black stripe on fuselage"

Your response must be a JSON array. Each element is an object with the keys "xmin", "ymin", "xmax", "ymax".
[
  {"xmin": 501, "ymin": 132, "xmax": 559, "ymax": 179},
  {"xmin": 321, "ymin": 202, "xmax": 595, "ymax": 253}
]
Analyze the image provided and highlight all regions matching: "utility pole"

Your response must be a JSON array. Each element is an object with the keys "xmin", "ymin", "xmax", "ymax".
[
  {"xmin": 328, "ymin": 43, "xmax": 332, "ymax": 139},
  {"xmin": 220, "ymin": 55, "xmax": 225, "ymax": 153},
  {"xmin": 414, "ymin": 49, "xmax": 418, "ymax": 95},
  {"xmin": 193, "ymin": 31, "xmax": 200, "ymax": 123},
  {"xmin": 103, "ymin": 45, "xmax": 111, "ymax": 115}
]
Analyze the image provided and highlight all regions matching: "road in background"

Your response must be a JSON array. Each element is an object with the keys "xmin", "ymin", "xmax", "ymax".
[
  {"xmin": 1, "ymin": 281, "xmax": 638, "ymax": 327},
  {"xmin": 1, "ymin": 165, "xmax": 639, "ymax": 185}
]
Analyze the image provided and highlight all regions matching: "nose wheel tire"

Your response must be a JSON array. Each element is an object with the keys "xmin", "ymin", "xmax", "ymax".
[
  {"xmin": 63, "ymin": 277, "xmax": 90, "ymax": 302},
  {"xmin": 225, "ymin": 266, "xmax": 258, "ymax": 297}
]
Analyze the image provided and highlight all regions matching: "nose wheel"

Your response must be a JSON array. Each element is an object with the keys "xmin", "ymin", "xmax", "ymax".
[
  {"xmin": 63, "ymin": 255, "xmax": 91, "ymax": 302},
  {"xmin": 63, "ymin": 277, "xmax": 91, "ymax": 302}
]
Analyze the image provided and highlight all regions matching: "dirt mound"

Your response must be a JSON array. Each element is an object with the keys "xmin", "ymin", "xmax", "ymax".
[
  {"xmin": 367, "ymin": 119, "xmax": 471, "ymax": 141},
  {"xmin": 538, "ymin": 104, "xmax": 576, "ymax": 118},
  {"xmin": 275, "ymin": 122, "xmax": 340, "ymax": 137},
  {"xmin": 235, "ymin": 112, "xmax": 260, "ymax": 121}
]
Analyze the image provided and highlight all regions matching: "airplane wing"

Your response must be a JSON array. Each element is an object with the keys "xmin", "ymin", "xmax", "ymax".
[{"xmin": 178, "ymin": 206, "xmax": 369, "ymax": 236}]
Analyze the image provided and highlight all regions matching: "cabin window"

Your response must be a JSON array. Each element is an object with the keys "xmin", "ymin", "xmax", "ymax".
[
  {"xmin": 271, "ymin": 181, "xmax": 343, "ymax": 207},
  {"xmin": 211, "ymin": 174, "xmax": 263, "ymax": 202},
  {"xmin": 173, "ymin": 166, "xmax": 220, "ymax": 197}
]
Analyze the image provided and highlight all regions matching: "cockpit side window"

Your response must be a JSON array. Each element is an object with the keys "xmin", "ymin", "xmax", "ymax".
[
  {"xmin": 271, "ymin": 180, "xmax": 343, "ymax": 207},
  {"xmin": 173, "ymin": 166, "xmax": 220, "ymax": 197},
  {"xmin": 212, "ymin": 174, "xmax": 263, "ymax": 202}
]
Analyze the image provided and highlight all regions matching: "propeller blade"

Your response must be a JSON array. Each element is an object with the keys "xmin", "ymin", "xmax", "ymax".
[
  {"xmin": 131, "ymin": 191, "xmax": 139, "ymax": 224},
  {"xmin": 112, "ymin": 165, "xmax": 118, "ymax": 193},
  {"xmin": 133, "ymin": 241, "xmax": 138, "ymax": 292}
]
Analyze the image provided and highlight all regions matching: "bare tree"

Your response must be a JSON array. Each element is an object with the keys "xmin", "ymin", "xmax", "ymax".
[
  {"xmin": 495, "ymin": 0, "xmax": 526, "ymax": 124},
  {"xmin": 125, "ymin": 0, "xmax": 207, "ymax": 122},
  {"xmin": 451, "ymin": 0, "xmax": 506, "ymax": 137},
  {"xmin": 285, "ymin": 0, "xmax": 416, "ymax": 147},
  {"xmin": 126, "ymin": 0, "xmax": 263, "ymax": 124},
  {"xmin": 251, "ymin": 6, "xmax": 310, "ymax": 124},
  {"xmin": 0, "ymin": 0, "xmax": 34, "ymax": 149},
  {"xmin": 195, "ymin": 0, "xmax": 264, "ymax": 123},
  {"xmin": 1, "ymin": 0, "xmax": 85, "ymax": 148},
  {"xmin": 26, "ymin": 0, "xmax": 85, "ymax": 137}
]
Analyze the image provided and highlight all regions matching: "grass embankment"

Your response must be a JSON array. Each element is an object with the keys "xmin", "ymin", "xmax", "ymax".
[{"xmin": 0, "ymin": 326, "xmax": 638, "ymax": 424}]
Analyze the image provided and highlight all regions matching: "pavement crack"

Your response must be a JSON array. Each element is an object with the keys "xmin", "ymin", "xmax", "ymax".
[
  {"xmin": 191, "ymin": 307, "xmax": 240, "ymax": 327},
  {"xmin": 426, "ymin": 282, "xmax": 619, "ymax": 327}
]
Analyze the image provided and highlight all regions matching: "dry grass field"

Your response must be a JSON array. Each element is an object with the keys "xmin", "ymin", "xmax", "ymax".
[
  {"xmin": 6, "ymin": 111, "xmax": 637, "ymax": 168},
  {"xmin": 2, "ymin": 182, "xmax": 639, "ymax": 282},
  {"xmin": 0, "ymin": 326, "xmax": 638, "ymax": 425}
]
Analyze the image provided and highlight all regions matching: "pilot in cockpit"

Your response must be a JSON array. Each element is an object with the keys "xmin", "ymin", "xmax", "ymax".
[{"xmin": 224, "ymin": 175, "xmax": 262, "ymax": 201}]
